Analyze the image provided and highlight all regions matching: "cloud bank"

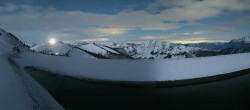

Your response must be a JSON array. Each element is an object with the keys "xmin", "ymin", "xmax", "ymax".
[{"xmin": 0, "ymin": 0, "xmax": 250, "ymax": 42}]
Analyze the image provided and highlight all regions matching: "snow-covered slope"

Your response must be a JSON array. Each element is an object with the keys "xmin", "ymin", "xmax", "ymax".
[
  {"xmin": 77, "ymin": 43, "xmax": 132, "ymax": 59},
  {"xmin": 102, "ymin": 40, "xmax": 200, "ymax": 59},
  {"xmin": 79, "ymin": 43, "xmax": 113, "ymax": 56},
  {"xmin": 102, "ymin": 42, "xmax": 137, "ymax": 56},
  {"xmin": 0, "ymin": 54, "xmax": 63, "ymax": 110},
  {"xmin": 0, "ymin": 54, "xmax": 34, "ymax": 110},
  {"xmin": 134, "ymin": 40, "xmax": 200, "ymax": 59},
  {"xmin": 0, "ymin": 29, "xmax": 29, "ymax": 55},
  {"xmin": 32, "ymin": 41, "xmax": 132, "ymax": 59},
  {"xmin": 31, "ymin": 41, "xmax": 95, "ymax": 58},
  {"xmin": 0, "ymin": 28, "xmax": 63, "ymax": 110},
  {"xmin": 97, "ymin": 45, "xmax": 120, "ymax": 54},
  {"xmin": 31, "ymin": 41, "xmax": 72, "ymax": 55},
  {"xmin": 185, "ymin": 42, "xmax": 226, "ymax": 51},
  {"xmin": 230, "ymin": 36, "xmax": 250, "ymax": 43},
  {"xmin": 70, "ymin": 41, "xmax": 89, "ymax": 46}
]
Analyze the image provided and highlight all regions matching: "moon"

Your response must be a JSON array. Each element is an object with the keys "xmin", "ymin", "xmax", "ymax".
[{"xmin": 48, "ymin": 38, "xmax": 56, "ymax": 45}]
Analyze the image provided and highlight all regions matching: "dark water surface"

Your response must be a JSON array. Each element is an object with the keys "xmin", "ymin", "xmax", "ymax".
[{"xmin": 25, "ymin": 68, "xmax": 250, "ymax": 110}]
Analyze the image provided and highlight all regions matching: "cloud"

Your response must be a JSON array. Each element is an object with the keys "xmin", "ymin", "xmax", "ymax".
[
  {"xmin": 0, "ymin": 3, "xmax": 19, "ymax": 12},
  {"xmin": 1, "ymin": 1, "xmax": 249, "ymax": 32},
  {"xmin": 141, "ymin": 36, "xmax": 169, "ymax": 40},
  {"xmin": 169, "ymin": 38, "xmax": 227, "ymax": 44},
  {"xmin": 150, "ymin": 0, "xmax": 250, "ymax": 21},
  {"xmin": 140, "ymin": 33, "xmax": 181, "ymax": 40},
  {"xmin": 0, "ymin": 4, "xmax": 182, "ymax": 41},
  {"xmin": 0, "ymin": 3, "xmax": 53, "ymax": 12},
  {"xmin": 206, "ymin": 16, "xmax": 250, "ymax": 33},
  {"xmin": 0, "ymin": 3, "xmax": 181, "ymax": 32},
  {"xmin": 141, "ymin": 34, "xmax": 227, "ymax": 43},
  {"xmin": 0, "ymin": 1, "xmax": 250, "ymax": 42},
  {"xmin": 80, "ymin": 38, "xmax": 110, "ymax": 42},
  {"xmin": 183, "ymin": 31, "xmax": 206, "ymax": 36},
  {"xmin": 220, "ymin": 17, "xmax": 250, "ymax": 29},
  {"xmin": 83, "ymin": 27, "xmax": 129, "ymax": 37}
]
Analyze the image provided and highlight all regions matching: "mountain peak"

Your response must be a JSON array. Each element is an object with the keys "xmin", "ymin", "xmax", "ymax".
[
  {"xmin": 140, "ymin": 40, "xmax": 171, "ymax": 49},
  {"xmin": 230, "ymin": 36, "xmax": 250, "ymax": 43}
]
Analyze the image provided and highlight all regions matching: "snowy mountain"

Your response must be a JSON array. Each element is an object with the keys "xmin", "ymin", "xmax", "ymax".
[
  {"xmin": 31, "ymin": 36, "xmax": 250, "ymax": 59},
  {"xmin": 31, "ymin": 41, "xmax": 72, "ymax": 55},
  {"xmin": 79, "ymin": 43, "xmax": 118, "ymax": 55},
  {"xmin": 31, "ymin": 40, "xmax": 133, "ymax": 59},
  {"xmin": 187, "ymin": 37, "xmax": 250, "ymax": 56},
  {"xmin": 133, "ymin": 40, "xmax": 200, "ymax": 59},
  {"xmin": 184, "ymin": 37, "xmax": 250, "ymax": 51},
  {"xmin": 185, "ymin": 42, "xmax": 226, "ymax": 51},
  {"xmin": 31, "ymin": 41, "xmax": 95, "ymax": 58},
  {"xmin": 101, "ymin": 40, "xmax": 200, "ymax": 59},
  {"xmin": 219, "ymin": 46, "xmax": 250, "ymax": 54},
  {"xmin": 0, "ymin": 29, "xmax": 29, "ymax": 55},
  {"xmin": 101, "ymin": 41, "xmax": 137, "ymax": 56},
  {"xmin": 230, "ymin": 36, "xmax": 250, "ymax": 43},
  {"xmin": 78, "ymin": 43, "xmax": 133, "ymax": 59},
  {"xmin": 103, "ymin": 37, "xmax": 250, "ymax": 59},
  {"xmin": 70, "ymin": 41, "xmax": 89, "ymax": 46}
]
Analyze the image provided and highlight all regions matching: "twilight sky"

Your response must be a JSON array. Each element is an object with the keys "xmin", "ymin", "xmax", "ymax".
[{"xmin": 0, "ymin": 0, "xmax": 250, "ymax": 43}]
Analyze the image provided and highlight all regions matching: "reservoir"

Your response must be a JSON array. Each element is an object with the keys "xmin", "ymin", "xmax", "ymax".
[{"xmin": 25, "ymin": 68, "xmax": 250, "ymax": 109}]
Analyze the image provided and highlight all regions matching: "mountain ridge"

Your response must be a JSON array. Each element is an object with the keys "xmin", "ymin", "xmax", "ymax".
[{"xmin": 1, "ymin": 28, "xmax": 249, "ymax": 59}]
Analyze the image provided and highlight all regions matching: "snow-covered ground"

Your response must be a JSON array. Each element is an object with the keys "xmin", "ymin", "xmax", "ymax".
[
  {"xmin": 0, "ymin": 54, "xmax": 33, "ymax": 110},
  {"xmin": 0, "ymin": 29, "xmax": 63, "ymax": 110},
  {"xmin": 16, "ymin": 51, "xmax": 250, "ymax": 81},
  {"xmin": 0, "ymin": 53, "xmax": 63, "ymax": 110}
]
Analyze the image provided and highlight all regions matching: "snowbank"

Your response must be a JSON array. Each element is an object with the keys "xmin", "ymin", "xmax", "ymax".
[
  {"xmin": 0, "ymin": 54, "xmax": 33, "ymax": 110},
  {"xmin": 16, "ymin": 52, "xmax": 250, "ymax": 81},
  {"xmin": 0, "ymin": 54, "xmax": 63, "ymax": 110}
]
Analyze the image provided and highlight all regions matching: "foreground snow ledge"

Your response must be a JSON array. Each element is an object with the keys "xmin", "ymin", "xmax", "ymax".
[
  {"xmin": 0, "ymin": 54, "xmax": 63, "ymax": 110},
  {"xmin": 16, "ymin": 52, "xmax": 250, "ymax": 81}
]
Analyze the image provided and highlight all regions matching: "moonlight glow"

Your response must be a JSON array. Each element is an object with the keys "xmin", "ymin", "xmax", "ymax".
[{"xmin": 48, "ymin": 38, "xmax": 56, "ymax": 45}]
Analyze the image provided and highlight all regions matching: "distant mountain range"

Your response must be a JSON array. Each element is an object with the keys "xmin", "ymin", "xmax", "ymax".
[
  {"xmin": 31, "ymin": 41, "xmax": 132, "ymax": 59},
  {"xmin": 1, "ymin": 27, "xmax": 250, "ymax": 59},
  {"xmin": 30, "ymin": 36, "xmax": 250, "ymax": 59},
  {"xmin": 103, "ymin": 40, "xmax": 200, "ymax": 59}
]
